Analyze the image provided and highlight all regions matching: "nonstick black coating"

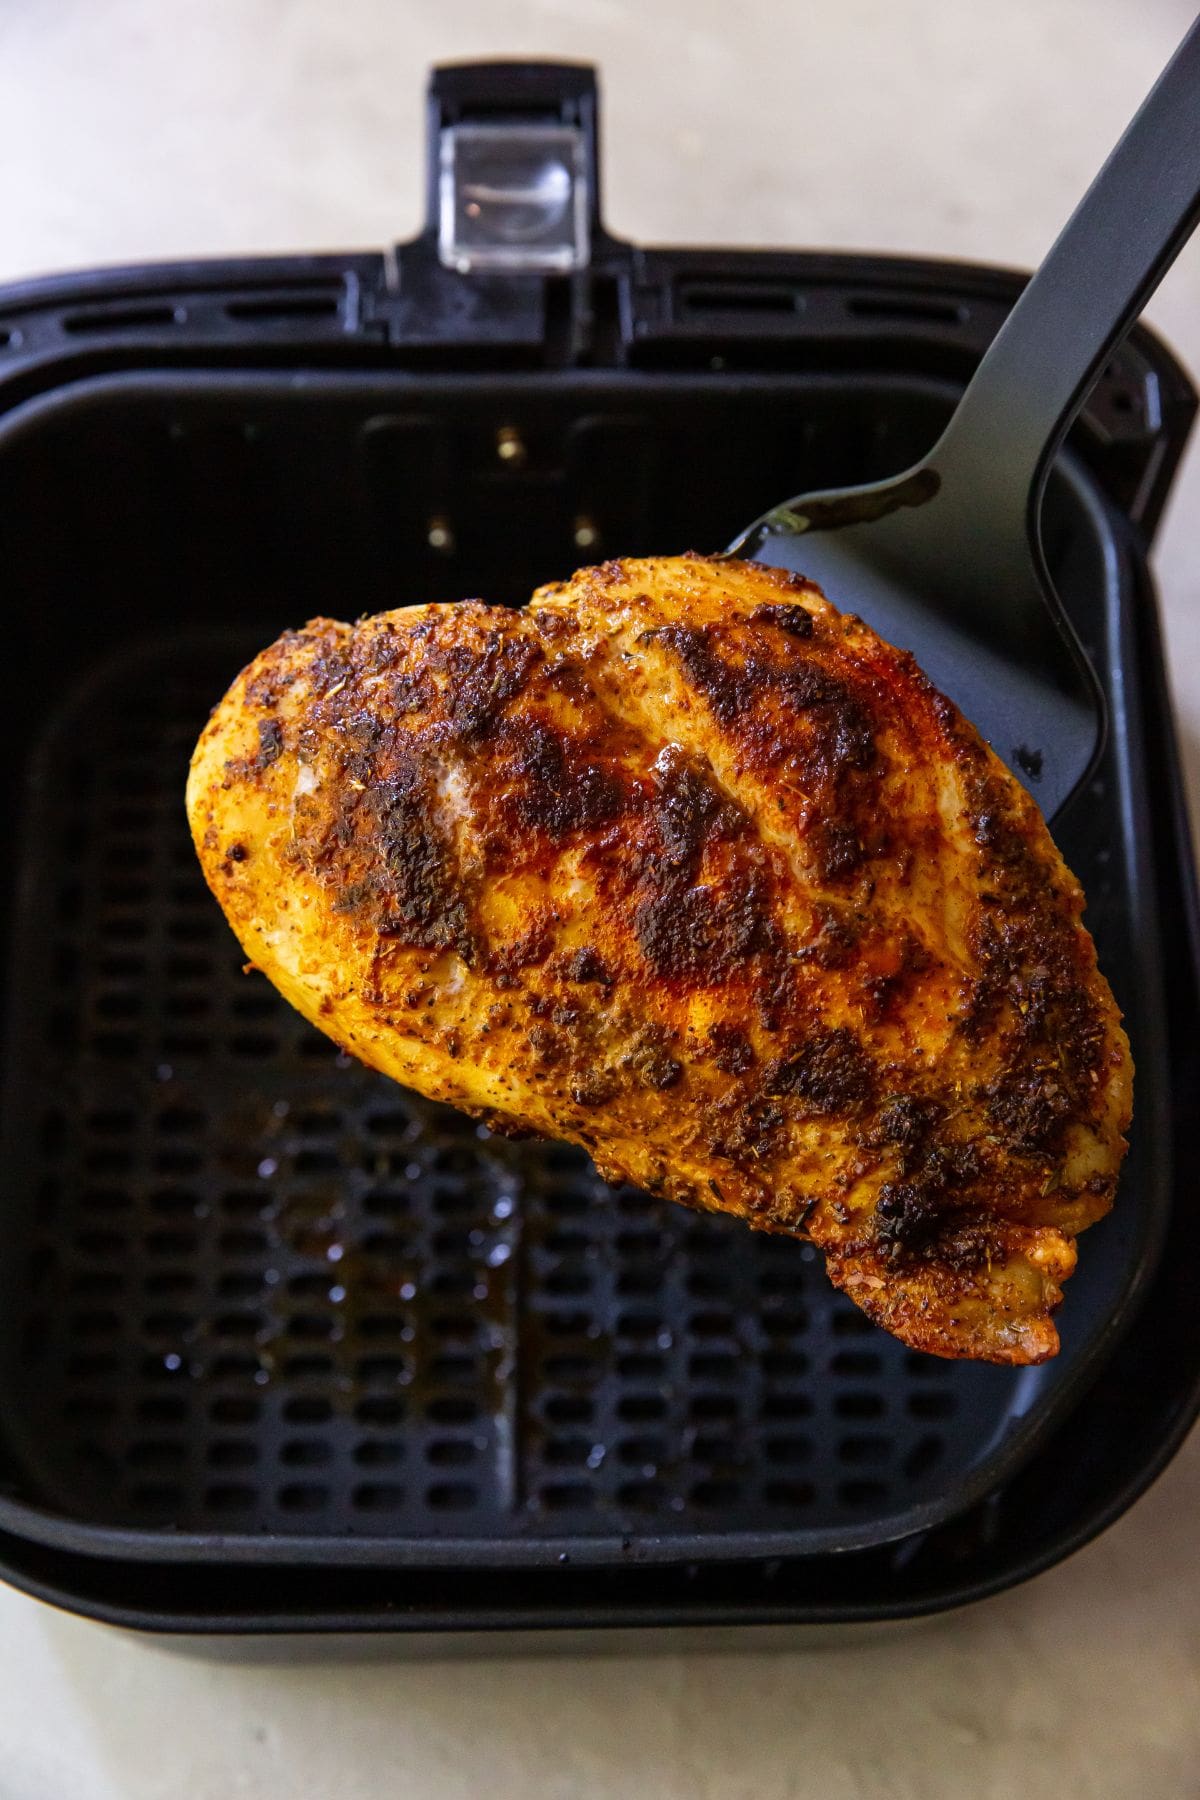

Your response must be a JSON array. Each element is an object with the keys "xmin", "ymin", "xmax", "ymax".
[{"xmin": 0, "ymin": 367, "xmax": 1172, "ymax": 1571}]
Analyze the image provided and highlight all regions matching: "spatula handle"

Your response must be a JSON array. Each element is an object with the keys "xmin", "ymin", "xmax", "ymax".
[{"xmin": 933, "ymin": 14, "xmax": 1200, "ymax": 523}]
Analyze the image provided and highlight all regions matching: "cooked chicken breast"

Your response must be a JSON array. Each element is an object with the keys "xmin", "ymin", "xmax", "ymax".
[{"xmin": 188, "ymin": 555, "xmax": 1131, "ymax": 1363}]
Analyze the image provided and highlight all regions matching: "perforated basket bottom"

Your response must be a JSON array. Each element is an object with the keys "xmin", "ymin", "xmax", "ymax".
[{"xmin": 0, "ymin": 632, "xmax": 1019, "ymax": 1543}]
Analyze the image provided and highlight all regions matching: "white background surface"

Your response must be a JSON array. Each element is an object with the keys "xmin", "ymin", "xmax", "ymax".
[{"xmin": 1, "ymin": 1, "xmax": 1199, "ymax": 1795}]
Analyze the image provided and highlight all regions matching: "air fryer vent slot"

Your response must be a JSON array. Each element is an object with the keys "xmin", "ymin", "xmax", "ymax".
[
  {"xmin": 678, "ymin": 283, "xmax": 802, "ymax": 318},
  {"xmin": 224, "ymin": 293, "xmax": 342, "ymax": 323},
  {"xmin": 846, "ymin": 294, "xmax": 966, "ymax": 325},
  {"xmin": 62, "ymin": 303, "xmax": 184, "ymax": 335}
]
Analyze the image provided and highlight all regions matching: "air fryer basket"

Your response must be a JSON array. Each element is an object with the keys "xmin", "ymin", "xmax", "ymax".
[{"xmin": 0, "ymin": 63, "xmax": 1195, "ymax": 1628}]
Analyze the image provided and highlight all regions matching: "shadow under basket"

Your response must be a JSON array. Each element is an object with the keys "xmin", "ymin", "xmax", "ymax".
[{"xmin": 0, "ymin": 60, "xmax": 1197, "ymax": 1643}]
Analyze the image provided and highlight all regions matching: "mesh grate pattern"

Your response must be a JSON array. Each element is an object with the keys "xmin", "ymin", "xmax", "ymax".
[{"xmin": 0, "ymin": 635, "xmax": 1008, "ymax": 1539}]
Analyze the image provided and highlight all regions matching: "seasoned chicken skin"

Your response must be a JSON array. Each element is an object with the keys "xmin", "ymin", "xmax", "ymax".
[{"xmin": 188, "ymin": 556, "xmax": 1131, "ymax": 1363}]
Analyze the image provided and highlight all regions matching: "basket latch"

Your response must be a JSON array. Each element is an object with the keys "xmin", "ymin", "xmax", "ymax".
[{"xmin": 425, "ymin": 62, "xmax": 600, "ymax": 275}]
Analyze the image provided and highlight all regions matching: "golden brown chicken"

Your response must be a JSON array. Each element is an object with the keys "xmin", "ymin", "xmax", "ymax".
[{"xmin": 187, "ymin": 555, "xmax": 1131, "ymax": 1364}]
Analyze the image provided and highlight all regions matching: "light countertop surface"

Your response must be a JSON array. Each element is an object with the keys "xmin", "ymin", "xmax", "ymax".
[{"xmin": 1, "ymin": 2, "xmax": 1198, "ymax": 1795}]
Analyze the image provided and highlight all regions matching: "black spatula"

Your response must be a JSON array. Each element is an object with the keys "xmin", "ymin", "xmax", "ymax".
[{"xmin": 729, "ymin": 16, "xmax": 1200, "ymax": 821}]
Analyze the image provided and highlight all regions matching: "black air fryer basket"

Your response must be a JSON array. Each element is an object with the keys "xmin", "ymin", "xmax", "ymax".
[{"xmin": 0, "ymin": 63, "xmax": 1197, "ymax": 1643}]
